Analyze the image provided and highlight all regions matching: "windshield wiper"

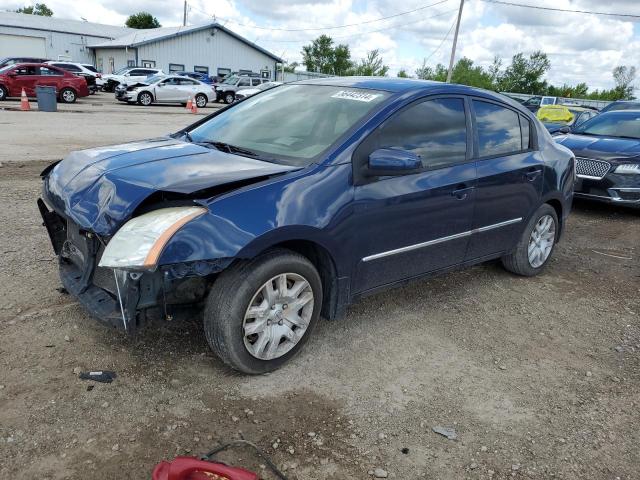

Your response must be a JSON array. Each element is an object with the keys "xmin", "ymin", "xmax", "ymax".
[
  {"xmin": 182, "ymin": 131, "xmax": 193, "ymax": 142},
  {"xmin": 199, "ymin": 141, "xmax": 260, "ymax": 157}
]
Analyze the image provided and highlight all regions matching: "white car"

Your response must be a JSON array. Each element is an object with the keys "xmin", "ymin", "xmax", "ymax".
[
  {"xmin": 102, "ymin": 67, "xmax": 164, "ymax": 92},
  {"xmin": 45, "ymin": 61, "xmax": 100, "ymax": 93},
  {"xmin": 116, "ymin": 74, "xmax": 215, "ymax": 107},
  {"xmin": 234, "ymin": 81, "xmax": 282, "ymax": 101}
]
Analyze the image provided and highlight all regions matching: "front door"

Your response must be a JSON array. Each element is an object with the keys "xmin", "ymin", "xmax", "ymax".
[
  {"xmin": 465, "ymin": 98, "xmax": 544, "ymax": 260},
  {"xmin": 352, "ymin": 97, "xmax": 477, "ymax": 294},
  {"xmin": 11, "ymin": 65, "xmax": 39, "ymax": 96},
  {"xmin": 155, "ymin": 77, "xmax": 181, "ymax": 102}
]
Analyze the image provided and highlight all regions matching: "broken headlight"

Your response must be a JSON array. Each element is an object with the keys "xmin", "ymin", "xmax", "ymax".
[{"xmin": 99, "ymin": 206, "xmax": 206, "ymax": 269}]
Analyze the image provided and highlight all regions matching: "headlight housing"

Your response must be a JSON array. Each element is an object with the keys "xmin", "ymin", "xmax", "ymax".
[
  {"xmin": 614, "ymin": 164, "xmax": 640, "ymax": 174},
  {"xmin": 99, "ymin": 206, "xmax": 206, "ymax": 270}
]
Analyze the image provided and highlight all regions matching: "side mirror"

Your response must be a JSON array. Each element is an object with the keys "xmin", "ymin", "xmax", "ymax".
[
  {"xmin": 367, "ymin": 148, "xmax": 422, "ymax": 176},
  {"xmin": 558, "ymin": 126, "xmax": 572, "ymax": 134}
]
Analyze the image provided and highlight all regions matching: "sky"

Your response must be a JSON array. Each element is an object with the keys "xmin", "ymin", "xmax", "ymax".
[{"xmin": 2, "ymin": 0, "xmax": 640, "ymax": 90}]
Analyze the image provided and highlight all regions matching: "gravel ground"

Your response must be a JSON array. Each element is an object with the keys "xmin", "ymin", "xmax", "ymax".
[{"xmin": 0, "ymin": 102, "xmax": 639, "ymax": 480}]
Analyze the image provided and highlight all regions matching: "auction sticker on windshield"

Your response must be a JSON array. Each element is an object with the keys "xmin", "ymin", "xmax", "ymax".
[{"xmin": 331, "ymin": 90, "xmax": 381, "ymax": 102}]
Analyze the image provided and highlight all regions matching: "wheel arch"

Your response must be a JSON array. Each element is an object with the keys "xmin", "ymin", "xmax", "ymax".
[
  {"xmin": 541, "ymin": 193, "xmax": 565, "ymax": 239},
  {"xmin": 138, "ymin": 90, "xmax": 154, "ymax": 103}
]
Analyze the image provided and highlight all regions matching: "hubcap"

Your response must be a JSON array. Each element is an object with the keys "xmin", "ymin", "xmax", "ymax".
[
  {"xmin": 226, "ymin": 94, "xmax": 234, "ymax": 103},
  {"xmin": 196, "ymin": 96, "xmax": 205, "ymax": 107},
  {"xmin": 528, "ymin": 214, "xmax": 555, "ymax": 268},
  {"xmin": 63, "ymin": 90, "xmax": 74, "ymax": 102},
  {"xmin": 243, "ymin": 273, "xmax": 314, "ymax": 360},
  {"xmin": 142, "ymin": 94, "xmax": 151, "ymax": 105}
]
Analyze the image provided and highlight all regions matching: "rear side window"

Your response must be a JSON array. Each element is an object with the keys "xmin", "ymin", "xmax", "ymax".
[
  {"xmin": 40, "ymin": 67, "xmax": 63, "ymax": 76},
  {"xmin": 238, "ymin": 78, "xmax": 251, "ymax": 87},
  {"xmin": 377, "ymin": 98, "xmax": 467, "ymax": 169},
  {"xmin": 473, "ymin": 100, "xmax": 523, "ymax": 157}
]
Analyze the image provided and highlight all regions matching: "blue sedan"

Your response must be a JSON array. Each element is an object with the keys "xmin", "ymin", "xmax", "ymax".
[{"xmin": 38, "ymin": 78, "xmax": 575, "ymax": 373}]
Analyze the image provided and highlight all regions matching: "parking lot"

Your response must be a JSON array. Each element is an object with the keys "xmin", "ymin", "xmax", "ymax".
[{"xmin": 0, "ymin": 95, "xmax": 639, "ymax": 479}]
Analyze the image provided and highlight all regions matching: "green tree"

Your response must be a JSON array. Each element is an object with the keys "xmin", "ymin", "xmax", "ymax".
[
  {"xmin": 301, "ymin": 35, "xmax": 352, "ymax": 75},
  {"xmin": 612, "ymin": 65, "xmax": 636, "ymax": 100},
  {"xmin": 283, "ymin": 61, "xmax": 299, "ymax": 73},
  {"xmin": 15, "ymin": 3, "xmax": 53, "ymax": 15},
  {"xmin": 449, "ymin": 57, "xmax": 494, "ymax": 89},
  {"xmin": 397, "ymin": 69, "xmax": 409, "ymax": 78},
  {"xmin": 125, "ymin": 12, "xmax": 161, "ymax": 29},
  {"xmin": 497, "ymin": 51, "xmax": 550, "ymax": 94},
  {"xmin": 350, "ymin": 49, "xmax": 389, "ymax": 76}
]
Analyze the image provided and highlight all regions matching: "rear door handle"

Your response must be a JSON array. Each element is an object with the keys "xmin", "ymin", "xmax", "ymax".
[
  {"xmin": 452, "ymin": 184, "xmax": 473, "ymax": 200},
  {"xmin": 525, "ymin": 168, "xmax": 542, "ymax": 181}
]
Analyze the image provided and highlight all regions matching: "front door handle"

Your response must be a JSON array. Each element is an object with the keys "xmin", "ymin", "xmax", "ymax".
[
  {"xmin": 452, "ymin": 185, "xmax": 473, "ymax": 200},
  {"xmin": 524, "ymin": 168, "xmax": 542, "ymax": 181}
]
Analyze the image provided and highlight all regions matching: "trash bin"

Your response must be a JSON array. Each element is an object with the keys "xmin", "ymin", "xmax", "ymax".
[{"xmin": 35, "ymin": 86, "xmax": 57, "ymax": 112}]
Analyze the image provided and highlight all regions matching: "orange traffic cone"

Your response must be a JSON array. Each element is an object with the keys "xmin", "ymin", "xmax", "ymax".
[
  {"xmin": 185, "ymin": 96, "xmax": 193, "ymax": 110},
  {"xmin": 190, "ymin": 101, "xmax": 198, "ymax": 114},
  {"xmin": 20, "ymin": 88, "xmax": 30, "ymax": 111}
]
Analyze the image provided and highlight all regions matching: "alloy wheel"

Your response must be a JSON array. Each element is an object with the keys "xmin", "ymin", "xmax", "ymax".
[
  {"xmin": 62, "ymin": 89, "xmax": 75, "ymax": 102},
  {"xmin": 196, "ymin": 95, "xmax": 206, "ymax": 107},
  {"xmin": 242, "ymin": 273, "xmax": 314, "ymax": 360},
  {"xmin": 528, "ymin": 214, "xmax": 556, "ymax": 268}
]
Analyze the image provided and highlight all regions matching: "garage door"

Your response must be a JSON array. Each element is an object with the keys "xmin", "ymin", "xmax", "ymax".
[{"xmin": 0, "ymin": 34, "xmax": 46, "ymax": 58}]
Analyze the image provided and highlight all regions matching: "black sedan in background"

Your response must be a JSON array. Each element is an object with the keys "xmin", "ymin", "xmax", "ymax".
[{"xmin": 556, "ymin": 111, "xmax": 640, "ymax": 207}]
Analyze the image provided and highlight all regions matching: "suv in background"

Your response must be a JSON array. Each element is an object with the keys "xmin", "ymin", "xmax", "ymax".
[
  {"xmin": 102, "ymin": 67, "xmax": 164, "ymax": 92},
  {"xmin": 0, "ymin": 56, "xmax": 50, "ymax": 68},
  {"xmin": 46, "ymin": 61, "xmax": 99, "ymax": 94},
  {"xmin": 214, "ymin": 74, "xmax": 270, "ymax": 104}
]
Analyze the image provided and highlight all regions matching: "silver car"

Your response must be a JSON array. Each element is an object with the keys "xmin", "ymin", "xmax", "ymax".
[{"xmin": 121, "ymin": 75, "xmax": 215, "ymax": 107}]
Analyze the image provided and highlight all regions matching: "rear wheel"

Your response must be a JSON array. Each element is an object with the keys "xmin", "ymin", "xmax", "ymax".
[
  {"xmin": 204, "ymin": 249, "xmax": 322, "ymax": 374},
  {"xmin": 0, "ymin": 85, "xmax": 7, "ymax": 101},
  {"xmin": 137, "ymin": 91, "xmax": 153, "ymax": 106},
  {"xmin": 59, "ymin": 88, "xmax": 77, "ymax": 103},
  {"xmin": 502, "ymin": 204, "xmax": 558, "ymax": 276},
  {"xmin": 224, "ymin": 91, "xmax": 235, "ymax": 104},
  {"xmin": 195, "ymin": 93, "xmax": 207, "ymax": 108}
]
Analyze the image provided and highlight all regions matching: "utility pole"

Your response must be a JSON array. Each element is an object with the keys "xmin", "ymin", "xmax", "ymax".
[
  {"xmin": 446, "ymin": 0, "xmax": 464, "ymax": 83},
  {"xmin": 183, "ymin": 0, "xmax": 188, "ymax": 26}
]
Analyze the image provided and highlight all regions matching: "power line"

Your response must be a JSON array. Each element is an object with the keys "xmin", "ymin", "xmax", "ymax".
[
  {"xmin": 424, "ymin": 17, "xmax": 457, "ymax": 63},
  {"xmin": 480, "ymin": 0, "xmax": 640, "ymax": 20},
  {"xmin": 257, "ymin": 9, "xmax": 458, "ymax": 44},
  {"xmin": 189, "ymin": 0, "xmax": 452, "ymax": 32}
]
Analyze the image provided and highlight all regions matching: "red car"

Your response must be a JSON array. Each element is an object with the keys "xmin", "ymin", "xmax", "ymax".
[{"xmin": 0, "ymin": 63, "xmax": 89, "ymax": 103}]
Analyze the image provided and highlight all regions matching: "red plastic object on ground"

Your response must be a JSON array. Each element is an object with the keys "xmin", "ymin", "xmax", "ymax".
[{"xmin": 152, "ymin": 456, "xmax": 259, "ymax": 480}]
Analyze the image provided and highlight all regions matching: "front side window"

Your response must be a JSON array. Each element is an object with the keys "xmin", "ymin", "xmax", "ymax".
[
  {"xmin": 238, "ymin": 78, "xmax": 251, "ymax": 87},
  {"xmin": 14, "ymin": 66, "xmax": 38, "ymax": 75},
  {"xmin": 189, "ymin": 85, "xmax": 389, "ymax": 165},
  {"xmin": 473, "ymin": 100, "xmax": 523, "ymax": 157},
  {"xmin": 376, "ymin": 98, "xmax": 467, "ymax": 169}
]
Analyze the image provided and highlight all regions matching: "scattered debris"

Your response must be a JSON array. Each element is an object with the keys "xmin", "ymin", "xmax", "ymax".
[
  {"xmin": 586, "ymin": 371, "xmax": 593, "ymax": 377},
  {"xmin": 401, "ymin": 447, "xmax": 409, "ymax": 454},
  {"xmin": 79, "ymin": 371, "xmax": 117, "ymax": 383},
  {"xmin": 373, "ymin": 467, "xmax": 388, "ymax": 478},
  {"xmin": 432, "ymin": 426, "xmax": 457, "ymax": 440}
]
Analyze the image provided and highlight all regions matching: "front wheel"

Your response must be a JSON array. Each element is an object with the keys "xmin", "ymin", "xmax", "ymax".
[
  {"xmin": 204, "ymin": 249, "xmax": 323, "ymax": 374},
  {"xmin": 137, "ymin": 91, "xmax": 153, "ymax": 106},
  {"xmin": 502, "ymin": 204, "xmax": 558, "ymax": 276},
  {"xmin": 59, "ymin": 88, "xmax": 77, "ymax": 103},
  {"xmin": 223, "ymin": 92, "xmax": 235, "ymax": 104}
]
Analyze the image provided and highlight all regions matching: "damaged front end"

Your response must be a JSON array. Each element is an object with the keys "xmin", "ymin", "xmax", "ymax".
[{"xmin": 38, "ymin": 198, "xmax": 231, "ymax": 333}]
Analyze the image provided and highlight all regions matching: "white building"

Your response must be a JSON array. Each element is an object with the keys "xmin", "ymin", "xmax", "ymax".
[
  {"xmin": 0, "ymin": 11, "xmax": 131, "ymax": 63},
  {"xmin": 0, "ymin": 13, "xmax": 283, "ymax": 79},
  {"xmin": 88, "ymin": 22, "xmax": 282, "ymax": 79}
]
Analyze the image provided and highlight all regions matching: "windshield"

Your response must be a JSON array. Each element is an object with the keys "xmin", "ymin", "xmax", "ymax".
[
  {"xmin": 221, "ymin": 74, "xmax": 239, "ymax": 85},
  {"xmin": 574, "ymin": 112, "xmax": 640, "ymax": 139},
  {"xmin": 0, "ymin": 65, "xmax": 13, "ymax": 74},
  {"xmin": 144, "ymin": 74, "xmax": 165, "ymax": 84},
  {"xmin": 189, "ymin": 85, "xmax": 390, "ymax": 165}
]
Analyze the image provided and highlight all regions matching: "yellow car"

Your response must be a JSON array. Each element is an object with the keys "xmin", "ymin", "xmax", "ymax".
[{"xmin": 537, "ymin": 105, "xmax": 598, "ymax": 134}]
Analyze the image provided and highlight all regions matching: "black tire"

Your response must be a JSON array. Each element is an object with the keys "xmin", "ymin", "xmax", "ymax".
[
  {"xmin": 501, "ymin": 203, "xmax": 558, "ymax": 276},
  {"xmin": 223, "ymin": 91, "xmax": 235, "ymax": 104},
  {"xmin": 204, "ymin": 249, "xmax": 323, "ymax": 374},
  {"xmin": 59, "ymin": 88, "xmax": 77, "ymax": 103},
  {"xmin": 195, "ymin": 93, "xmax": 207, "ymax": 108},
  {"xmin": 137, "ymin": 91, "xmax": 153, "ymax": 106},
  {"xmin": 0, "ymin": 85, "xmax": 7, "ymax": 101}
]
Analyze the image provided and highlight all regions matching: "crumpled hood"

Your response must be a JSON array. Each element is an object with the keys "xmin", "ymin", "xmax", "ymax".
[
  {"xmin": 556, "ymin": 134, "xmax": 640, "ymax": 163},
  {"xmin": 43, "ymin": 137, "xmax": 298, "ymax": 235}
]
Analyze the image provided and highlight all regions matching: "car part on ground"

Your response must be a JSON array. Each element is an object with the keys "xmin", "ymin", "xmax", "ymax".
[
  {"xmin": 38, "ymin": 78, "xmax": 574, "ymax": 373},
  {"xmin": 555, "ymin": 110, "xmax": 640, "ymax": 208}
]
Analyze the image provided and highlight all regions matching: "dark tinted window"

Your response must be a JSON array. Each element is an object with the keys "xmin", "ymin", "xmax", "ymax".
[
  {"xmin": 14, "ymin": 66, "xmax": 38, "ymax": 75},
  {"xmin": 519, "ymin": 115, "xmax": 531, "ymax": 149},
  {"xmin": 40, "ymin": 66, "xmax": 63, "ymax": 76},
  {"xmin": 238, "ymin": 78, "xmax": 251, "ymax": 87},
  {"xmin": 53, "ymin": 63, "xmax": 81, "ymax": 72},
  {"xmin": 128, "ymin": 69, "xmax": 145, "ymax": 76},
  {"xmin": 474, "ymin": 100, "xmax": 522, "ymax": 157},
  {"xmin": 377, "ymin": 98, "xmax": 467, "ymax": 169}
]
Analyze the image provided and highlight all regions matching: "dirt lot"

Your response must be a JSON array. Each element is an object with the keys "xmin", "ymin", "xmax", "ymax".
[{"xmin": 1, "ymin": 97, "xmax": 639, "ymax": 480}]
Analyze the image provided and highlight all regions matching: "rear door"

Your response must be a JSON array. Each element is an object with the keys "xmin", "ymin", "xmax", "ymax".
[
  {"xmin": 465, "ymin": 98, "xmax": 543, "ymax": 260},
  {"xmin": 352, "ymin": 96, "xmax": 476, "ymax": 293},
  {"xmin": 176, "ymin": 77, "xmax": 199, "ymax": 101}
]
